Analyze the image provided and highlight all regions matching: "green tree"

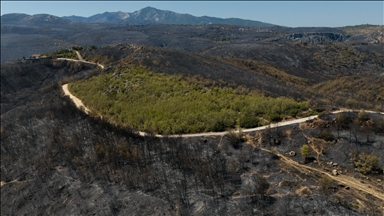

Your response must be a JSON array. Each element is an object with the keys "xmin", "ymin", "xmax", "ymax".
[
  {"xmin": 239, "ymin": 114, "xmax": 259, "ymax": 128},
  {"xmin": 87, "ymin": 45, "xmax": 97, "ymax": 51},
  {"xmin": 300, "ymin": 144, "xmax": 311, "ymax": 163},
  {"xmin": 72, "ymin": 45, "xmax": 83, "ymax": 51}
]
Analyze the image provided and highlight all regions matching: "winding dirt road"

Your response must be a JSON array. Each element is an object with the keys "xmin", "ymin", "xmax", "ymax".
[
  {"xmin": 59, "ymin": 54, "xmax": 383, "ymax": 138},
  {"xmin": 62, "ymin": 84, "xmax": 91, "ymax": 114},
  {"xmin": 58, "ymin": 56, "xmax": 384, "ymax": 205},
  {"xmin": 58, "ymin": 51, "xmax": 104, "ymax": 70},
  {"xmin": 61, "ymin": 84, "xmax": 321, "ymax": 137},
  {"xmin": 61, "ymin": 83, "xmax": 384, "ymax": 138}
]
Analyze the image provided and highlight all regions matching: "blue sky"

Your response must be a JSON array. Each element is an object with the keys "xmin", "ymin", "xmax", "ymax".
[{"xmin": 1, "ymin": 1, "xmax": 383, "ymax": 27}]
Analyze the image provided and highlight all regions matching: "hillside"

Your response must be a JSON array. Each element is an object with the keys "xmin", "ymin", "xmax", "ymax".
[
  {"xmin": 62, "ymin": 6, "xmax": 276, "ymax": 27},
  {"xmin": 340, "ymin": 24, "xmax": 384, "ymax": 45},
  {"xmin": 78, "ymin": 43, "xmax": 384, "ymax": 111},
  {"xmin": 68, "ymin": 66, "xmax": 309, "ymax": 134},
  {"xmin": 1, "ymin": 58, "xmax": 383, "ymax": 215},
  {"xmin": 2, "ymin": 12, "xmax": 382, "ymax": 63},
  {"xmin": 1, "ymin": 11, "xmax": 384, "ymax": 215}
]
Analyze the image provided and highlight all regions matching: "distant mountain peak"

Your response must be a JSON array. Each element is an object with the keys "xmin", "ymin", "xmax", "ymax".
[
  {"xmin": 138, "ymin": 6, "xmax": 160, "ymax": 12},
  {"xmin": 61, "ymin": 7, "xmax": 275, "ymax": 27},
  {"xmin": 116, "ymin": 11, "xmax": 130, "ymax": 19},
  {"xmin": 141, "ymin": 6, "xmax": 157, "ymax": 10}
]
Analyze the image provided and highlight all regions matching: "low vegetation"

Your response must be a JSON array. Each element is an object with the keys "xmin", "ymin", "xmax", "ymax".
[
  {"xmin": 44, "ymin": 49, "xmax": 77, "ymax": 59},
  {"xmin": 225, "ymin": 129, "xmax": 245, "ymax": 149},
  {"xmin": 300, "ymin": 144, "xmax": 311, "ymax": 162},
  {"xmin": 314, "ymin": 42, "xmax": 383, "ymax": 68},
  {"xmin": 69, "ymin": 66, "xmax": 309, "ymax": 134},
  {"xmin": 312, "ymin": 74, "xmax": 384, "ymax": 111},
  {"xmin": 318, "ymin": 175, "xmax": 335, "ymax": 196},
  {"xmin": 351, "ymin": 151, "xmax": 380, "ymax": 175}
]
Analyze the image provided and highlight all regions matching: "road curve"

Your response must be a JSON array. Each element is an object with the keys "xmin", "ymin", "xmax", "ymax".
[
  {"xmin": 62, "ymin": 84, "xmax": 91, "ymax": 114},
  {"xmin": 59, "ymin": 53, "xmax": 102, "ymax": 112},
  {"xmin": 62, "ymin": 82, "xmax": 384, "ymax": 138},
  {"xmin": 61, "ymin": 82, "xmax": 320, "ymax": 137},
  {"xmin": 58, "ymin": 56, "xmax": 383, "ymax": 138}
]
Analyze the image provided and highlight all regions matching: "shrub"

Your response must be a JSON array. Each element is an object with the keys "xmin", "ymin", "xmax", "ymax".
[
  {"xmin": 336, "ymin": 113, "xmax": 348, "ymax": 128},
  {"xmin": 72, "ymin": 45, "xmax": 83, "ymax": 51},
  {"xmin": 226, "ymin": 129, "xmax": 245, "ymax": 149},
  {"xmin": 212, "ymin": 120, "xmax": 229, "ymax": 132},
  {"xmin": 316, "ymin": 130, "xmax": 335, "ymax": 141},
  {"xmin": 300, "ymin": 144, "xmax": 310, "ymax": 158},
  {"xmin": 319, "ymin": 175, "xmax": 335, "ymax": 196},
  {"xmin": 87, "ymin": 45, "xmax": 97, "ymax": 51},
  {"xmin": 239, "ymin": 114, "xmax": 259, "ymax": 128},
  {"xmin": 352, "ymin": 152, "xmax": 379, "ymax": 175},
  {"xmin": 269, "ymin": 113, "xmax": 282, "ymax": 122},
  {"xmin": 252, "ymin": 174, "xmax": 270, "ymax": 198},
  {"xmin": 357, "ymin": 110, "xmax": 369, "ymax": 123}
]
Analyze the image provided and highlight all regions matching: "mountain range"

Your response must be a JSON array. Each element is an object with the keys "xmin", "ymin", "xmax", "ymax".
[
  {"xmin": 1, "ymin": 7, "xmax": 383, "ymax": 63},
  {"xmin": 62, "ymin": 6, "xmax": 276, "ymax": 27}
]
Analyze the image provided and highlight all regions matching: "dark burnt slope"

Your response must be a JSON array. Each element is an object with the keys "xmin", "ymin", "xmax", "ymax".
[
  {"xmin": 1, "ymin": 59, "xmax": 100, "ymax": 115},
  {"xmin": 1, "ymin": 58, "xmax": 383, "ymax": 215},
  {"xmin": 81, "ymin": 44, "xmax": 312, "ymax": 100},
  {"xmin": 3, "ymin": 14, "xmax": 381, "ymax": 64},
  {"xmin": 79, "ymin": 43, "xmax": 384, "ymax": 109}
]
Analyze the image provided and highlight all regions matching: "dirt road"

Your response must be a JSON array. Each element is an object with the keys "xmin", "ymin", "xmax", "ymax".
[
  {"xmin": 264, "ymin": 148, "xmax": 384, "ymax": 202},
  {"xmin": 62, "ymin": 84, "xmax": 384, "ymax": 138},
  {"xmin": 57, "ymin": 55, "xmax": 104, "ymax": 69},
  {"xmin": 75, "ymin": 51, "xmax": 84, "ymax": 61},
  {"xmin": 62, "ymin": 84, "xmax": 91, "ymax": 114},
  {"xmin": 59, "ymin": 55, "xmax": 383, "ymax": 137},
  {"xmin": 60, "ymin": 84, "xmax": 323, "ymax": 138}
]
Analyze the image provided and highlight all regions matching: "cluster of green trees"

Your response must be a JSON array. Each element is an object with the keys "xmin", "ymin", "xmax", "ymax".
[
  {"xmin": 45, "ymin": 49, "xmax": 77, "ymax": 59},
  {"xmin": 72, "ymin": 45, "xmax": 83, "ymax": 51},
  {"xmin": 87, "ymin": 45, "xmax": 97, "ymax": 51},
  {"xmin": 44, "ymin": 45, "xmax": 97, "ymax": 60},
  {"xmin": 69, "ymin": 66, "xmax": 309, "ymax": 134}
]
